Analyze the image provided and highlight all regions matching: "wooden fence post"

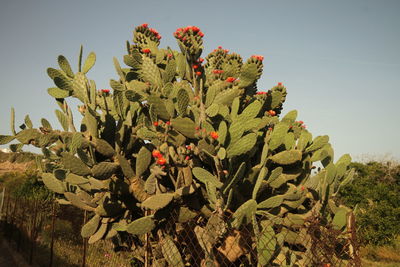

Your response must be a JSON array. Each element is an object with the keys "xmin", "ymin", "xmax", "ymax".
[
  {"xmin": 49, "ymin": 200, "xmax": 57, "ymax": 267},
  {"xmin": 82, "ymin": 210, "xmax": 87, "ymax": 267},
  {"xmin": 29, "ymin": 198, "xmax": 38, "ymax": 265}
]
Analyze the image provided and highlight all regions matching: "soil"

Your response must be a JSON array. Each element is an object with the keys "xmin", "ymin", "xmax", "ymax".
[{"xmin": 0, "ymin": 239, "xmax": 32, "ymax": 267}]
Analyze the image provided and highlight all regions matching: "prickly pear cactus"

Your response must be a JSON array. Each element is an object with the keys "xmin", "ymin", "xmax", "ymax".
[{"xmin": 0, "ymin": 24, "xmax": 355, "ymax": 266}]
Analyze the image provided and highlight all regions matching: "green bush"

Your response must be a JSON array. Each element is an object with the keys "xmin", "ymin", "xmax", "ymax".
[
  {"xmin": 339, "ymin": 161, "xmax": 400, "ymax": 246},
  {"xmin": 0, "ymin": 170, "xmax": 53, "ymax": 200}
]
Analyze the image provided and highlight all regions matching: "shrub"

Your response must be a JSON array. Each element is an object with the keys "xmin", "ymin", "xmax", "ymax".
[
  {"xmin": 339, "ymin": 161, "xmax": 400, "ymax": 246},
  {"xmin": 0, "ymin": 170, "xmax": 53, "ymax": 200}
]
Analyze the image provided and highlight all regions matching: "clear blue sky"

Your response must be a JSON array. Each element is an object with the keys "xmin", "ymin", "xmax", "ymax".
[{"xmin": 1, "ymin": 0, "xmax": 399, "ymax": 161}]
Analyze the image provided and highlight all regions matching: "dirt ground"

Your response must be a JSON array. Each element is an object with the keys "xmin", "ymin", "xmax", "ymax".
[
  {"xmin": 0, "ymin": 239, "xmax": 31, "ymax": 267},
  {"xmin": 0, "ymin": 162, "xmax": 32, "ymax": 175}
]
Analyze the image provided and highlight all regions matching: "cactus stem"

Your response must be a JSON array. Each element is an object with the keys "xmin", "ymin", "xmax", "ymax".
[
  {"xmin": 66, "ymin": 104, "xmax": 77, "ymax": 133},
  {"xmin": 88, "ymin": 142, "xmax": 97, "ymax": 164},
  {"xmin": 129, "ymin": 176, "xmax": 150, "ymax": 202},
  {"xmin": 198, "ymin": 78, "xmax": 206, "ymax": 125},
  {"xmin": 102, "ymin": 94, "xmax": 110, "ymax": 115}
]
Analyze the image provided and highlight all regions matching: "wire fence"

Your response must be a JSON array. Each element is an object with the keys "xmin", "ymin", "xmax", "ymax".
[{"xmin": 0, "ymin": 190, "xmax": 361, "ymax": 267}]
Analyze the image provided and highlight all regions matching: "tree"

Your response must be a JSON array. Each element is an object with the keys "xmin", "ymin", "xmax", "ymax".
[{"xmin": 339, "ymin": 161, "xmax": 400, "ymax": 246}]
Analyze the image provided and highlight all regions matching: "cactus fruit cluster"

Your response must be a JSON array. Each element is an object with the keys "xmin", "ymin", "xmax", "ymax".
[{"xmin": 0, "ymin": 24, "xmax": 355, "ymax": 266}]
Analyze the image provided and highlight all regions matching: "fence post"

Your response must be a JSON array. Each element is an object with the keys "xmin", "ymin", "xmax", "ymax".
[
  {"xmin": 82, "ymin": 210, "xmax": 87, "ymax": 267},
  {"xmin": 347, "ymin": 212, "xmax": 361, "ymax": 267},
  {"xmin": 9, "ymin": 197, "xmax": 17, "ymax": 242},
  {"xmin": 49, "ymin": 200, "xmax": 56, "ymax": 267},
  {"xmin": 16, "ymin": 198, "xmax": 23, "ymax": 252},
  {"xmin": 144, "ymin": 210, "xmax": 150, "ymax": 267},
  {"xmin": 29, "ymin": 198, "xmax": 38, "ymax": 265},
  {"xmin": 5, "ymin": 193, "xmax": 11, "ymax": 239},
  {"xmin": 0, "ymin": 187, "xmax": 5, "ymax": 221}
]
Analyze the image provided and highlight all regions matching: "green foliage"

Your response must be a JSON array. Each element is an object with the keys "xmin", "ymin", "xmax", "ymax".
[
  {"xmin": 0, "ymin": 170, "xmax": 53, "ymax": 200},
  {"xmin": 339, "ymin": 161, "xmax": 400, "ymax": 246}
]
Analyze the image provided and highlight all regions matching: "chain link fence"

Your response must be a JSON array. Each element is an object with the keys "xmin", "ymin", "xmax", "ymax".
[{"xmin": 0, "ymin": 190, "xmax": 360, "ymax": 267}]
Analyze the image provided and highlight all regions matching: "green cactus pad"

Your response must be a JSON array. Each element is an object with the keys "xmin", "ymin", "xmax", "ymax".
[
  {"xmin": 257, "ymin": 195, "xmax": 284, "ymax": 209},
  {"xmin": 64, "ymin": 192, "xmax": 95, "ymax": 211},
  {"xmin": 0, "ymin": 135, "xmax": 15, "ymax": 145},
  {"xmin": 266, "ymin": 167, "xmax": 283, "ymax": 183},
  {"xmin": 217, "ymin": 121, "xmax": 228, "ymax": 145},
  {"xmin": 281, "ymin": 110, "xmax": 298, "ymax": 124},
  {"xmin": 305, "ymin": 135, "xmax": 329, "ymax": 153},
  {"xmin": 310, "ymin": 145, "xmax": 330, "ymax": 162},
  {"xmin": 283, "ymin": 214, "xmax": 306, "ymax": 228},
  {"xmin": 161, "ymin": 235, "xmax": 184, "ymax": 267},
  {"xmin": 170, "ymin": 117, "xmax": 196, "ymax": 138},
  {"xmin": 123, "ymin": 53, "xmax": 142, "ymax": 69},
  {"xmin": 226, "ymin": 133, "xmax": 257, "ymax": 158},
  {"xmin": 53, "ymin": 75, "xmax": 72, "ymax": 91},
  {"xmin": 54, "ymin": 110, "xmax": 68, "ymax": 132},
  {"xmin": 269, "ymin": 123, "xmax": 290, "ymax": 151},
  {"xmin": 297, "ymin": 131, "xmax": 312, "ymax": 151},
  {"xmin": 92, "ymin": 138, "xmax": 115, "ymax": 158},
  {"xmin": 109, "ymin": 79, "xmax": 124, "ymax": 91},
  {"xmin": 126, "ymin": 215, "xmax": 155, "ymax": 235},
  {"xmin": 65, "ymin": 173, "xmax": 89, "ymax": 185},
  {"xmin": 136, "ymin": 146, "xmax": 151, "ymax": 177},
  {"xmin": 40, "ymin": 118, "xmax": 52, "ymax": 129},
  {"xmin": 283, "ymin": 196, "xmax": 306, "ymax": 209},
  {"xmin": 163, "ymin": 59, "xmax": 176, "ymax": 83},
  {"xmin": 270, "ymin": 91, "xmax": 283, "ymax": 109},
  {"xmin": 140, "ymin": 57, "xmax": 162, "ymax": 88},
  {"xmin": 116, "ymin": 154, "xmax": 135, "ymax": 178},
  {"xmin": 252, "ymin": 167, "xmax": 268, "ymax": 199},
  {"xmin": 269, "ymin": 150, "xmax": 302, "ymax": 165},
  {"xmin": 88, "ymin": 222, "xmax": 107, "ymax": 244},
  {"xmin": 92, "ymin": 162, "xmax": 119, "ymax": 180},
  {"xmin": 81, "ymin": 215, "xmax": 101, "ymax": 238},
  {"xmin": 148, "ymin": 95, "xmax": 171, "ymax": 120},
  {"xmin": 69, "ymin": 133, "xmax": 82, "ymax": 155},
  {"xmin": 192, "ymin": 167, "xmax": 223, "ymax": 188},
  {"xmin": 47, "ymin": 67, "xmax": 66, "ymax": 80},
  {"xmin": 41, "ymin": 173, "xmax": 65, "ymax": 194},
  {"xmin": 332, "ymin": 207, "xmax": 348, "ymax": 230},
  {"xmin": 177, "ymin": 207, "xmax": 197, "ymax": 223},
  {"xmin": 141, "ymin": 193, "xmax": 174, "ymax": 210},
  {"xmin": 284, "ymin": 132, "xmax": 296, "ymax": 150},
  {"xmin": 232, "ymin": 199, "xmax": 257, "ymax": 228},
  {"xmin": 213, "ymin": 88, "xmax": 240, "ymax": 106},
  {"xmin": 340, "ymin": 168, "xmax": 355, "ymax": 188},
  {"xmin": 15, "ymin": 129, "xmax": 41, "ymax": 144},
  {"xmin": 238, "ymin": 63, "xmax": 258, "ymax": 88},
  {"xmin": 222, "ymin": 162, "xmax": 246, "ymax": 195},
  {"xmin": 47, "ymin": 87, "xmax": 71, "ymax": 98},
  {"xmin": 58, "ymin": 55, "xmax": 74, "ymax": 78},
  {"xmin": 61, "ymin": 152, "xmax": 92, "ymax": 176},
  {"xmin": 257, "ymin": 224, "xmax": 276, "ymax": 266},
  {"xmin": 239, "ymin": 100, "xmax": 262, "ymax": 121},
  {"xmin": 82, "ymin": 52, "xmax": 96, "ymax": 74},
  {"xmin": 71, "ymin": 72, "xmax": 88, "ymax": 102},
  {"xmin": 205, "ymin": 103, "xmax": 219, "ymax": 117},
  {"xmin": 144, "ymin": 174, "xmax": 157, "ymax": 194}
]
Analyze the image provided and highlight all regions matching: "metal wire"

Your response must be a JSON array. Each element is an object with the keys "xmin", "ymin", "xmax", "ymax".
[{"xmin": 0, "ymin": 193, "xmax": 361, "ymax": 267}]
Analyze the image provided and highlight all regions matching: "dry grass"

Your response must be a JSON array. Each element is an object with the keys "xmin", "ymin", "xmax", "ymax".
[{"xmin": 361, "ymin": 244, "xmax": 400, "ymax": 267}]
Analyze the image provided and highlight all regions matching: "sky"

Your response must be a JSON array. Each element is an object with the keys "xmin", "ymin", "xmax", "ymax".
[{"xmin": 0, "ymin": 0, "xmax": 399, "ymax": 161}]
